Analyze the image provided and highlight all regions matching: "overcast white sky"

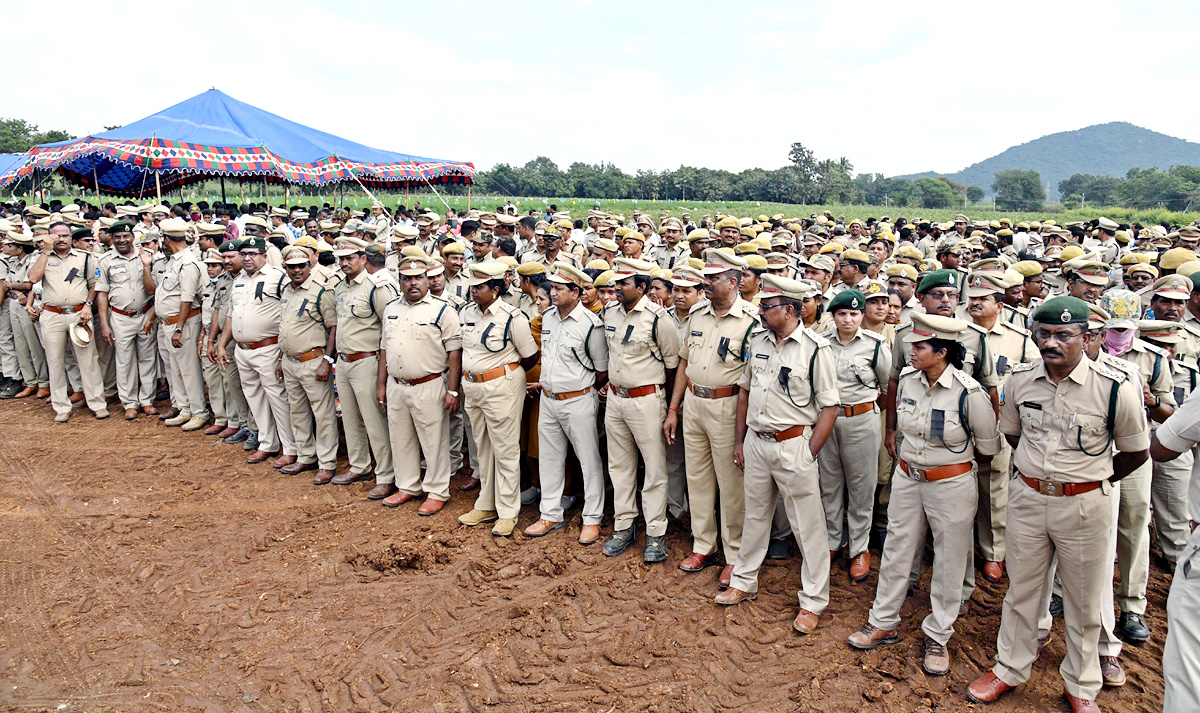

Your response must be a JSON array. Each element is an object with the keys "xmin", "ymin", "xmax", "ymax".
[{"xmin": 6, "ymin": 0, "xmax": 1197, "ymax": 177}]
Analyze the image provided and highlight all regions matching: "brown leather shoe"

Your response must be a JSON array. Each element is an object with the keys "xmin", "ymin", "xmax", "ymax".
[
  {"xmin": 141, "ymin": 405, "xmax": 158, "ymax": 416},
  {"xmin": 524, "ymin": 518, "xmax": 566, "ymax": 537},
  {"xmin": 36, "ymin": 387, "xmax": 50, "ymax": 399},
  {"xmin": 312, "ymin": 469, "xmax": 335, "ymax": 485},
  {"xmin": 967, "ymin": 672, "xmax": 1015, "ymax": 703},
  {"xmin": 368, "ymin": 483, "xmax": 399, "ymax": 500},
  {"xmin": 281, "ymin": 461, "xmax": 317, "ymax": 475},
  {"xmin": 14, "ymin": 386, "xmax": 35, "ymax": 398},
  {"xmin": 1063, "ymin": 691, "xmax": 1101, "ymax": 713},
  {"xmin": 458, "ymin": 475, "xmax": 480, "ymax": 492},
  {"xmin": 381, "ymin": 490, "xmax": 418, "ymax": 507},
  {"xmin": 418, "ymin": 497, "xmax": 446, "ymax": 516},
  {"xmin": 331, "ymin": 469, "xmax": 373, "ymax": 485},
  {"xmin": 847, "ymin": 622, "xmax": 899, "ymax": 649},
  {"xmin": 922, "ymin": 636, "xmax": 950, "ymax": 675},
  {"xmin": 982, "ymin": 560, "xmax": 1004, "ymax": 583},
  {"xmin": 204, "ymin": 423, "xmax": 226, "ymax": 435},
  {"xmin": 792, "ymin": 609, "xmax": 819, "ymax": 634},
  {"xmin": 718, "ymin": 564, "xmax": 734, "ymax": 589},
  {"xmin": 272, "ymin": 454, "xmax": 297, "ymax": 469},
  {"xmin": 678, "ymin": 551, "xmax": 719, "ymax": 572},
  {"xmin": 579, "ymin": 524, "xmax": 601, "ymax": 545},
  {"xmin": 849, "ymin": 552, "xmax": 871, "ymax": 582},
  {"xmin": 158, "ymin": 407, "xmax": 180, "ymax": 421},
  {"xmin": 217, "ymin": 426, "xmax": 239, "ymax": 438},
  {"xmin": 69, "ymin": 392, "xmax": 84, "ymax": 404},
  {"xmin": 714, "ymin": 586, "xmax": 757, "ymax": 605},
  {"xmin": 246, "ymin": 449, "xmax": 279, "ymax": 464},
  {"xmin": 124, "ymin": 408, "xmax": 138, "ymax": 420},
  {"xmin": 1100, "ymin": 656, "xmax": 1126, "ymax": 687}
]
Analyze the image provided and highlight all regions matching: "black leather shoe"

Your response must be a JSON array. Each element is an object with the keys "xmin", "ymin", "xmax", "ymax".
[
  {"xmin": 643, "ymin": 535, "xmax": 667, "ymax": 563},
  {"xmin": 1117, "ymin": 611, "xmax": 1150, "ymax": 643},
  {"xmin": 602, "ymin": 524, "xmax": 639, "ymax": 557}
]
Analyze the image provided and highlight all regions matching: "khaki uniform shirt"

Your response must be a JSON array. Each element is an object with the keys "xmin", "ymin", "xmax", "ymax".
[
  {"xmin": 95, "ymin": 250, "xmax": 151, "ymax": 312},
  {"xmin": 382, "ymin": 291, "xmax": 462, "ymax": 380},
  {"xmin": 740, "ymin": 326, "xmax": 839, "ymax": 431},
  {"xmin": 977, "ymin": 318, "xmax": 1036, "ymax": 385},
  {"xmin": 1000, "ymin": 357, "xmax": 1149, "ymax": 483},
  {"xmin": 896, "ymin": 365, "xmax": 1001, "ymax": 468},
  {"xmin": 432, "ymin": 289, "xmax": 466, "ymax": 310},
  {"xmin": 333, "ymin": 269, "xmax": 398, "ymax": 354},
  {"xmin": 655, "ymin": 243, "xmax": 689, "ymax": 271},
  {"xmin": 445, "ymin": 272, "xmax": 470, "ymax": 302},
  {"xmin": 280, "ymin": 274, "xmax": 336, "ymax": 356},
  {"xmin": 229, "ymin": 266, "xmax": 287, "ymax": 343},
  {"xmin": 679, "ymin": 297, "xmax": 760, "ymax": 388},
  {"xmin": 890, "ymin": 321, "xmax": 999, "ymax": 389},
  {"xmin": 602, "ymin": 295, "xmax": 681, "ymax": 388},
  {"xmin": 201, "ymin": 278, "xmax": 218, "ymax": 326},
  {"xmin": 824, "ymin": 327, "xmax": 891, "ymax": 406},
  {"xmin": 539, "ymin": 301, "xmax": 608, "ymax": 394},
  {"xmin": 1116, "ymin": 340, "xmax": 1176, "ymax": 415},
  {"xmin": 459, "ymin": 298, "xmax": 538, "ymax": 374},
  {"xmin": 40, "ymin": 249, "xmax": 96, "ymax": 307},
  {"xmin": 1151, "ymin": 365, "xmax": 1200, "ymax": 521},
  {"xmin": 154, "ymin": 249, "xmax": 204, "ymax": 317},
  {"xmin": 212, "ymin": 272, "xmax": 235, "ymax": 331}
]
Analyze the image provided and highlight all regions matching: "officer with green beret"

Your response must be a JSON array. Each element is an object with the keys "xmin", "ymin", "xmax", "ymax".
[{"xmin": 968, "ymin": 296, "xmax": 1149, "ymax": 712}]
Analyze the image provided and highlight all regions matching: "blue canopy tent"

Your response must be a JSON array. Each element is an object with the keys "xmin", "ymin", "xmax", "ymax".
[
  {"xmin": 14, "ymin": 89, "xmax": 474, "ymax": 197},
  {"xmin": 0, "ymin": 153, "xmax": 29, "ymax": 189}
]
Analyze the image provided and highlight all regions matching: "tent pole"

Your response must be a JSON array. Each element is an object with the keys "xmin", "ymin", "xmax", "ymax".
[
  {"xmin": 240, "ymin": 179, "xmax": 245, "ymax": 205},
  {"xmin": 285, "ymin": 184, "xmax": 290, "ymax": 207},
  {"xmin": 155, "ymin": 171, "xmax": 162, "ymax": 205},
  {"xmin": 405, "ymin": 183, "xmax": 409, "ymax": 208},
  {"xmin": 220, "ymin": 176, "xmax": 227, "ymax": 203},
  {"xmin": 92, "ymin": 163, "xmax": 101, "ymax": 204},
  {"xmin": 263, "ymin": 176, "xmax": 268, "ymax": 206},
  {"xmin": 468, "ymin": 183, "xmax": 472, "ymax": 211}
]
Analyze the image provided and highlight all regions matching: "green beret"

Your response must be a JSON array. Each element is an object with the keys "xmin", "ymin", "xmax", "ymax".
[
  {"xmin": 240, "ymin": 237, "xmax": 266, "ymax": 253},
  {"xmin": 219, "ymin": 239, "xmax": 242, "ymax": 253},
  {"xmin": 109, "ymin": 220, "xmax": 135, "ymax": 234},
  {"xmin": 1190, "ymin": 272, "xmax": 1200, "ymax": 294},
  {"xmin": 70, "ymin": 226, "xmax": 92, "ymax": 240},
  {"xmin": 917, "ymin": 269, "xmax": 961, "ymax": 294},
  {"xmin": 1032, "ymin": 296, "xmax": 1091, "ymax": 325},
  {"xmin": 828, "ymin": 289, "xmax": 867, "ymax": 313}
]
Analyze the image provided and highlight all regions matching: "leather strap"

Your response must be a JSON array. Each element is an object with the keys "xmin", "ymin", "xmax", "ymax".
[
  {"xmin": 842, "ymin": 402, "xmax": 876, "ymax": 417},
  {"xmin": 548, "ymin": 386, "xmax": 593, "ymax": 401},
  {"xmin": 688, "ymin": 382, "xmax": 738, "ymax": 399},
  {"xmin": 464, "ymin": 362, "xmax": 519, "ymax": 383},
  {"xmin": 237, "ymin": 336, "xmax": 279, "ymax": 351},
  {"xmin": 754, "ymin": 424, "xmax": 807, "ymax": 441},
  {"xmin": 110, "ymin": 304, "xmax": 150, "ymax": 317},
  {"xmin": 162, "ymin": 311, "xmax": 199, "ymax": 326},
  {"xmin": 392, "ymin": 371, "xmax": 445, "ymax": 386},
  {"xmin": 900, "ymin": 460, "xmax": 972, "ymax": 482},
  {"xmin": 1020, "ymin": 474, "xmax": 1102, "ymax": 497},
  {"xmin": 339, "ymin": 350, "xmax": 378, "ymax": 362},
  {"xmin": 610, "ymin": 384, "xmax": 660, "ymax": 399},
  {"xmin": 286, "ymin": 347, "xmax": 324, "ymax": 363},
  {"xmin": 44, "ymin": 304, "xmax": 83, "ymax": 314}
]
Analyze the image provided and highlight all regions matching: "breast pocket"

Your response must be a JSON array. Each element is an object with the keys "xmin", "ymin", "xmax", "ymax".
[
  {"xmin": 1072, "ymin": 414, "xmax": 1111, "ymax": 455},
  {"xmin": 1019, "ymin": 405, "xmax": 1046, "ymax": 442},
  {"xmin": 413, "ymin": 321, "xmax": 440, "ymax": 341},
  {"xmin": 777, "ymin": 358, "xmax": 810, "ymax": 403},
  {"xmin": 110, "ymin": 264, "xmax": 129, "ymax": 285},
  {"xmin": 160, "ymin": 270, "xmax": 180, "ymax": 291}
]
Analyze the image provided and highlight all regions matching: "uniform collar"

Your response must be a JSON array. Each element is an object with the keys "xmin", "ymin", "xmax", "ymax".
[
  {"xmin": 920, "ymin": 364, "xmax": 957, "ymax": 389},
  {"xmin": 349, "ymin": 269, "xmax": 367, "ymax": 285},
  {"xmin": 405, "ymin": 291, "xmax": 434, "ymax": 307}
]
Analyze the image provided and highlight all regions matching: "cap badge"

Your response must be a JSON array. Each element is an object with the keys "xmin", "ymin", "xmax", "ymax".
[{"xmin": 1060, "ymin": 308, "xmax": 1072, "ymax": 323}]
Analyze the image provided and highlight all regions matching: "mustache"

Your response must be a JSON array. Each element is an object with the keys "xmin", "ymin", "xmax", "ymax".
[{"xmin": 1039, "ymin": 347, "xmax": 1063, "ymax": 357}]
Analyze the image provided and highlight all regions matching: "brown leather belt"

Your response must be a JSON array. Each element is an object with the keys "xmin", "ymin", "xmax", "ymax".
[
  {"xmin": 339, "ymin": 350, "xmax": 378, "ymax": 362},
  {"xmin": 609, "ymin": 383, "xmax": 660, "ymax": 399},
  {"xmin": 44, "ymin": 304, "xmax": 83, "ymax": 314},
  {"xmin": 162, "ymin": 311, "xmax": 198, "ymax": 325},
  {"xmin": 900, "ymin": 460, "xmax": 972, "ymax": 481},
  {"xmin": 464, "ymin": 362, "xmax": 518, "ymax": 383},
  {"xmin": 237, "ymin": 336, "xmax": 279, "ymax": 350},
  {"xmin": 392, "ymin": 371, "xmax": 444, "ymax": 386},
  {"xmin": 286, "ymin": 347, "xmax": 324, "ymax": 363},
  {"xmin": 548, "ymin": 386, "xmax": 592, "ymax": 401},
  {"xmin": 1191, "ymin": 520, "xmax": 1198, "ymax": 533},
  {"xmin": 754, "ymin": 424, "xmax": 807, "ymax": 441},
  {"xmin": 111, "ymin": 304, "xmax": 150, "ymax": 317},
  {"xmin": 1020, "ymin": 474, "xmax": 1102, "ymax": 497},
  {"xmin": 688, "ymin": 382, "xmax": 738, "ymax": 399},
  {"xmin": 842, "ymin": 402, "xmax": 876, "ymax": 417}
]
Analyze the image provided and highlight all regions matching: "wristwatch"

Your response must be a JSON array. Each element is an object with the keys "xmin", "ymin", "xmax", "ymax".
[
  {"xmin": 84, "ymin": 300, "xmax": 93, "ymax": 306},
  {"xmin": 322, "ymin": 354, "xmax": 335, "ymax": 365},
  {"xmin": 447, "ymin": 390, "xmax": 459, "ymax": 398}
]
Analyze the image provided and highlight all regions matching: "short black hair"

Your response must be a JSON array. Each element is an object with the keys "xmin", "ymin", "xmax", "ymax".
[
  {"xmin": 460, "ymin": 220, "xmax": 479, "ymax": 238},
  {"xmin": 495, "ymin": 236, "xmax": 517, "ymax": 257},
  {"xmin": 518, "ymin": 216, "xmax": 537, "ymax": 231},
  {"xmin": 925, "ymin": 337, "xmax": 965, "ymax": 369}
]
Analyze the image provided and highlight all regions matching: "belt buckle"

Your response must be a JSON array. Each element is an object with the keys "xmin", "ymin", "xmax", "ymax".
[
  {"xmin": 612, "ymin": 385, "xmax": 628, "ymax": 398},
  {"xmin": 1043, "ymin": 480, "xmax": 1061, "ymax": 496},
  {"xmin": 757, "ymin": 430, "xmax": 775, "ymax": 441},
  {"xmin": 910, "ymin": 466, "xmax": 927, "ymax": 481},
  {"xmin": 694, "ymin": 385, "xmax": 713, "ymax": 398}
]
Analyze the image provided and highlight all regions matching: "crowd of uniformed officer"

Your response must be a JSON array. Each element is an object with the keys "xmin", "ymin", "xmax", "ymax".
[{"xmin": 3, "ymin": 200, "xmax": 1200, "ymax": 712}]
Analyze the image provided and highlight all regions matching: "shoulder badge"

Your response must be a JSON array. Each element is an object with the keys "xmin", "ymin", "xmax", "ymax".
[
  {"xmin": 367, "ymin": 270, "xmax": 392, "ymax": 287},
  {"xmin": 803, "ymin": 327, "xmax": 831, "ymax": 348},
  {"xmin": 1092, "ymin": 360, "xmax": 1127, "ymax": 383},
  {"xmin": 1000, "ymin": 320, "xmax": 1032, "ymax": 337},
  {"xmin": 1009, "ymin": 361, "xmax": 1037, "ymax": 374},
  {"xmin": 952, "ymin": 368, "xmax": 982, "ymax": 392},
  {"xmin": 860, "ymin": 328, "xmax": 886, "ymax": 343},
  {"xmin": 1139, "ymin": 340, "xmax": 1169, "ymax": 358},
  {"xmin": 583, "ymin": 309, "xmax": 604, "ymax": 328},
  {"xmin": 899, "ymin": 365, "xmax": 918, "ymax": 378}
]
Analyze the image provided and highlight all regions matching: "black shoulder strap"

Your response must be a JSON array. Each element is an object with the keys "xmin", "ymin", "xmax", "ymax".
[
  {"xmin": 974, "ymin": 332, "xmax": 988, "ymax": 380},
  {"xmin": 433, "ymin": 302, "xmax": 448, "ymax": 327},
  {"xmin": 1108, "ymin": 379, "xmax": 1120, "ymax": 437},
  {"xmin": 958, "ymin": 387, "xmax": 972, "ymax": 442},
  {"xmin": 1152, "ymin": 353, "xmax": 1162, "ymax": 386},
  {"xmin": 870, "ymin": 339, "xmax": 881, "ymax": 369}
]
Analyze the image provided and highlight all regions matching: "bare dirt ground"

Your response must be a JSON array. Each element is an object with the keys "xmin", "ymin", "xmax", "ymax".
[{"xmin": 0, "ymin": 398, "xmax": 1168, "ymax": 712}]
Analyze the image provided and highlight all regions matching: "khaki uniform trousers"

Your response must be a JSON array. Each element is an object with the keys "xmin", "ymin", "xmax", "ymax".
[
  {"xmin": 157, "ymin": 321, "xmax": 183, "ymax": 410},
  {"xmin": 234, "ymin": 343, "xmax": 295, "ymax": 455},
  {"xmin": 166, "ymin": 316, "xmax": 208, "ymax": 418},
  {"xmin": 817, "ymin": 408, "xmax": 880, "ymax": 557},
  {"xmin": 9, "ymin": 299, "xmax": 47, "ymax": 387},
  {"xmin": 463, "ymin": 367, "xmax": 525, "ymax": 518},
  {"xmin": 449, "ymin": 400, "xmax": 478, "ymax": 473},
  {"xmin": 283, "ymin": 357, "xmax": 338, "ymax": 470},
  {"xmin": 975, "ymin": 436, "xmax": 1013, "ymax": 561},
  {"xmin": 605, "ymin": 389, "xmax": 669, "ymax": 537},
  {"xmin": 682, "ymin": 392, "xmax": 744, "ymax": 561},
  {"xmin": 42, "ymin": 309, "xmax": 105, "ymax": 416},
  {"xmin": 386, "ymin": 377, "xmax": 450, "ymax": 500},
  {"xmin": 874, "ymin": 412, "xmax": 896, "ymax": 533},
  {"xmin": 0, "ymin": 300, "xmax": 17, "ymax": 379},
  {"xmin": 732, "ymin": 433, "xmax": 830, "ymax": 613},
  {"xmin": 869, "ymin": 468, "xmax": 976, "ymax": 645},
  {"xmin": 1164, "ymin": 527, "xmax": 1200, "ymax": 713},
  {"xmin": 223, "ymin": 358, "xmax": 253, "ymax": 430},
  {"xmin": 666, "ymin": 420, "xmax": 689, "ymax": 521},
  {"xmin": 993, "ymin": 479, "xmax": 1115, "ymax": 701},
  {"xmin": 538, "ymin": 390, "xmax": 604, "ymax": 524},
  {"xmin": 110, "ymin": 311, "xmax": 157, "ymax": 409},
  {"xmin": 335, "ymin": 355, "xmax": 393, "ymax": 483},
  {"xmin": 95, "ymin": 314, "xmax": 117, "ymax": 398},
  {"xmin": 203, "ymin": 354, "xmax": 227, "ymax": 426},
  {"xmin": 1153, "ymin": 446, "xmax": 1194, "ymax": 565},
  {"xmin": 64, "ymin": 341, "xmax": 82, "ymax": 392},
  {"xmin": 1116, "ymin": 458, "xmax": 1151, "ymax": 615}
]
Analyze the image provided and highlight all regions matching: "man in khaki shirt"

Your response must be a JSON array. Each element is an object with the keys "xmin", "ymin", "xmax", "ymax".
[
  {"xmin": 716, "ymin": 274, "xmax": 839, "ymax": 636},
  {"xmin": 209, "ymin": 240, "xmax": 256, "ymax": 445},
  {"xmin": 28, "ymin": 221, "xmax": 107, "ymax": 421},
  {"xmin": 455, "ymin": 261, "xmax": 540, "ymax": 537},
  {"xmin": 154, "ymin": 218, "xmax": 209, "ymax": 430},
  {"xmin": 377, "ymin": 255, "xmax": 462, "ymax": 514},
  {"xmin": 278, "ymin": 246, "xmax": 339, "ymax": 483},
  {"xmin": 95, "ymin": 221, "xmax": 157, "ymax": 419},
  {"xmin": 330, "ymin": 237, "xmax": 399, "ymax": 497},
  {"xmin": 217, "ymin": 237, "xmax": 296, "ymax": 469},
  {"xmin": 665, "ymin": 250, "xmax": 758, "ymax": 588}
]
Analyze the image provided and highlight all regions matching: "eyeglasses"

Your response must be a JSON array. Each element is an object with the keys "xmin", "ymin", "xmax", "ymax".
[
  {"xmin": 1034, "ymin": 328, "xmax": 1083, "ymax": 342},
  {"xmin": 758, "ymin": 301, "xmax": 787, "ymax": 312},
  {"xmin": 238, "ymin": 250, "xmax": 262, "ymax": 257},
  {"xmin": 926, "ymin": 289, "xmax": 958, "ymax": 301}
]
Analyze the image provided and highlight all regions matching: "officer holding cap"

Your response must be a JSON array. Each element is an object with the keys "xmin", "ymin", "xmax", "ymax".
[{"xmin": 95, "ymin": 220, "xmax": 157, "ymax": 419}]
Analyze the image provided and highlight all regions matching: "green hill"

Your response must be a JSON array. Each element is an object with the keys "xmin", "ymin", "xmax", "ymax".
[{"xmin": 899, "ymin": 122, "xmax": 1200, "ymax": 200}]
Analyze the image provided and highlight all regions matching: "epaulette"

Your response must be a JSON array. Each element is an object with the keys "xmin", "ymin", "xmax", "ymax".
[
  {"xmin": 498, "ymin": 299, "xmax": 522, "ymax": 316},
  {"xmin": 581, "ymin": 308, "xmax": 604, "ymax": 327},
  {"xmin": 999, "ymin": 320, "xmax": 1032, "ymax": 336},
  {"xmin": 1138, "ymin": 340, "xmax": 1170, "ymax": 358},
  {"xmin": 645, "ymin": 301, "xmax": 669, "ymax": 317},
  {"xmin": 1009, "ymin": 361, "xmax": 1037, "ymax": 374},
  {"xmin": 952, "ymin": 368, "xmax": 982, "ymax": 392},
  {"xmin": 966, "ymin": 322, "xmax": 988, "ymax": 335},
  {"xmin": 899, "ymin": 365, "xmax": 918, "ymax": 378},
  {"xmin": 691, "ymin": 301, "xmax": 714, "ymax": 317},
  {"xmin": 1092, "ymin": 360, "xmax": 1127, "ymax": 383},
  {"xmin": 803, "ymin": 327, "xmax": 830, "ymax": 348},
  {"xmin": 897, "ymin": 320, "xmax": 913, "ymax": 331},
  {"xmin": 1181, "ymin": 321, "xmax": 1200, "ymax": 340},
  {"xmin": 860, "ymin": 328, "xmax": 887, "ymax": 343},
  {"xmin": 367, "ymin": 270, "xmax": 393, "ymax": 287}
]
